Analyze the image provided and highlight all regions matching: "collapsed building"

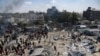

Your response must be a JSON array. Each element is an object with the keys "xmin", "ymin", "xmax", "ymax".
[{"xmin": 0, "ymin": 12, "xmax": 44, "ymax": 24}]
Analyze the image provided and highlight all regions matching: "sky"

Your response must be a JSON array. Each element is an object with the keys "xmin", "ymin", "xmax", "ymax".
[{"xmin": 0, "ymin": 0, "xmax": 100, "ymax": 13}]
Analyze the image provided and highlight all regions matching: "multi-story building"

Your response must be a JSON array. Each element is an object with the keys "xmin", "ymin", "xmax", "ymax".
[
  {"xmin": 47, "ymin": 6, "xmax": 59, "ymax": 21},
  {"xmin": 83, "ymin": 7, "xmax": 100, "ymax": 21}
]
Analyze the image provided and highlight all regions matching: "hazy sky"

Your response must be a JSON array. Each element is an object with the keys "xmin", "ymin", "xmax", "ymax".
[{"xmin": 0, "ymin": 0, "xmax": 100, "ymax": 13}]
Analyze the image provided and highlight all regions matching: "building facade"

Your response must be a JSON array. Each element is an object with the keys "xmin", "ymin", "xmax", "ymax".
[
  {"xmin": 0, "ymin": 11, "xmax": 44, "ymax": 24},
  {"xmin": 47, "ymin": 6, "xmax": 59, "ymax": 21},
  {"xmin": 83, "ymin": 7, "xmax": 100, "ymax": 21}
]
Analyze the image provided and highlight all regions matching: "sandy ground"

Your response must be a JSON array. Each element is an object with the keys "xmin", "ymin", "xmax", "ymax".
[{"xmin": 4, "ymin": 31, "xmax": 100, "ymax": 56}]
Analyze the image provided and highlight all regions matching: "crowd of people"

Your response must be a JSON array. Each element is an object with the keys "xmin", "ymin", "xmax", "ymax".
[
  {"xmin": 0, "ymin": 24, "xmax": 99, "ymax": 56},
  {"xmin": 0, "ymin": 25, "xmax": 49, "ymax": 56}
]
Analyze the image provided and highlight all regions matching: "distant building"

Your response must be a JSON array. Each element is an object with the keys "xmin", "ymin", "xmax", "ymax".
[
  {"xmin": 47, "ymin": 6, "xmax": 58, "ymax": 15},
  {"xmin": 0, "ymin": 11, "xmax": 44, "ymax": 24},
  {"xmin": 47, "ymin": 6, "xmax": 59, "ymax": 21},
  {"xmin": 83, "ymin": 7, "xmax": 100, "ymax": 21}
]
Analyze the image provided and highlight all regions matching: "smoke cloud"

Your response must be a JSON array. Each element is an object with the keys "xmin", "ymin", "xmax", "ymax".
[{"xmin": 0, "ymin": 0, "xmax": 25, "ymax": 13}]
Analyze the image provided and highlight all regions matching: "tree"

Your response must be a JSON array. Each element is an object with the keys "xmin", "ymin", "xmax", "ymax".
[
  {"xmin": 34, "ymin": 20, "xmax": 44, "ymax": 25},
  {"xmin": 44, "ymin": 14, "xmax": 49, "ymax": 23},
  {"xmin": 68, "ymin": 12, "xmax": 79, "ymax": 25},
  {"xmin": 56, "ymin": 10, "xmax": 71, "ymax": 23}
]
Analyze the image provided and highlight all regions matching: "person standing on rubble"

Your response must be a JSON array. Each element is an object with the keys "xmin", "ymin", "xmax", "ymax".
[{"xmin": 0, "ymin": 44, "xmax": 3, "ymax": 56}]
